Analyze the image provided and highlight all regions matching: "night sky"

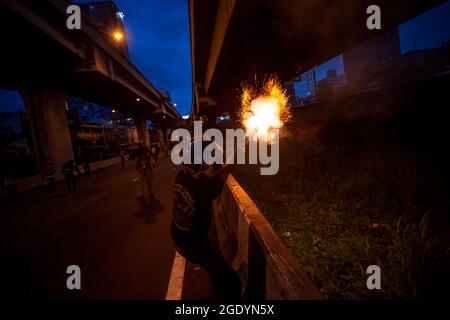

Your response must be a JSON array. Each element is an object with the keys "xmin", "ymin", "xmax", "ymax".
[
  {"xmin": 0, "ymin": 1, "xmax": 449, "ymax": 114},
  {"xmin": 80, "ymin": 0, "xmax": 193, "ymax": 117},
  {"xmin": 0, "ymin": 0, "xmax": 193, "ymax": 117},
  {"xmin": 109, "ymin": 0, "xmax": 192, "ymax": 116}
]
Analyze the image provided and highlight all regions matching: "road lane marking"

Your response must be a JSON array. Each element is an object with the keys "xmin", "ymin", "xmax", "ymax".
[{"xmin": 165, "ymin": 251, "xmax": 186, "ymax": 300}]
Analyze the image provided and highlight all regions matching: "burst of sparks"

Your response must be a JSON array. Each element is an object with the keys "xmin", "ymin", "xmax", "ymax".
[{"xmin": 239, "ymin": 76, "xmax": 291, "ymax": 142}]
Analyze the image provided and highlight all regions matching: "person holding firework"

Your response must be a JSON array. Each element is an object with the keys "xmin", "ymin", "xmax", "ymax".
[{"xmin": 170, "ymin": 116, "xmax": 242, "ymax": 300}]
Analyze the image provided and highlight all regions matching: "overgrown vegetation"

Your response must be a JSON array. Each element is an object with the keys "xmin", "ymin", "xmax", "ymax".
[{"xmin": 233, "ymin": 126, "xmax": 450, "ymax": 299}]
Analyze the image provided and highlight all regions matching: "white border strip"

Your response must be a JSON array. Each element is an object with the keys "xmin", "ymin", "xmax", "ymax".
[{"xmin": 165, "ymin": 252, "xmax": 186, "ymax": 300}]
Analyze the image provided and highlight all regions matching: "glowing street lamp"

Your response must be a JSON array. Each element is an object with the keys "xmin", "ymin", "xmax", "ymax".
[{"xmin": 113, "ymin": 31, "xmax": 124, "ymax": 42}]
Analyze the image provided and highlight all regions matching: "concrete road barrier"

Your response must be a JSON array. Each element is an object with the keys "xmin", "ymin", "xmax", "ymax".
[{"xmin": 213, "ymin": 175, "xmax": 323, "ymax": 300}]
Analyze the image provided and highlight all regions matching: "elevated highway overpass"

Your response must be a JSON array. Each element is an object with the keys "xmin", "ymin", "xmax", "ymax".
[
  {"xmin": 0, "ymin": 0, "xmax": 180, "ymax": 167},
  {"xmin": 188, "ymin": 0, "xmax": 449, "ymax": 299},
  {"xmin": 189, "ymin": 0, "xmax": 446, "ymax": 120}
]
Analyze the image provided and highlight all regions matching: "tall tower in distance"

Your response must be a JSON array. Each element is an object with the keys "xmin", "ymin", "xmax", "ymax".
[{"xmin": 80, "ymin": 1, "xmax": 129, "ymax": 58}]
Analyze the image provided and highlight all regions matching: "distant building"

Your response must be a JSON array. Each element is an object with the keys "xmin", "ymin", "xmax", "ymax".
[
  {"xmin": 0, "ymin": 112, "xmax": 23, "ymax": 136},
  {"xmin": 67, "ymin": 96, "xmax": 112, "ymax": 126},
  {"xmin": 316, "ymin": 69, "xmax": 346, "ymax": 100},
  {"xmin": 343, "ymin": 28, "xmax": 401, "ymax": 89},
  {"xmin": 283, "ymin": 81, "xmax": 300, "ymax": 105},
  {"xmin": 0, "ymin": 111, "xmax": 32, "ymax": 156},
  {"xmin": 80, "ymin": 1, "xmax": 129, "ymax": 57},
  {"xmin": 66, "ymin": 96, "xmax": 137, "ymax": 149},
  {"xmin": 71, "ymin": 123, "xmax": 137, "ymax": 146},
  {"xmin": 323, "ymin": 69, "xmax": 346, "ymax": 91}
]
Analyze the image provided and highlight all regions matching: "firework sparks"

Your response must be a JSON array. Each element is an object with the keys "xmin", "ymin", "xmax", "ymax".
[{"xmin": 239, "ymin": 76, "xmax": 291, "ymax": 142}]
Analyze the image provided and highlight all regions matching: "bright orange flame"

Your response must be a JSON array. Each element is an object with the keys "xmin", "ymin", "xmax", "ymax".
[
  {"xmin": 239, "ymin": 76, "xmax": 291, "ymax": 142},
  {"xmin": 113, "ymin": 31, "xmax": 124, "ymax": 41}
]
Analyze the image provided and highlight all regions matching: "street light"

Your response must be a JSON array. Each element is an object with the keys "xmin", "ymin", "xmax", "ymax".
[
  {"xmin": 113, "ymin": 31, "xmax": 124, "ymax": 42},
  {"xmin": 136, "ymin": 98, "xmax": 141, "ymax": 102}
]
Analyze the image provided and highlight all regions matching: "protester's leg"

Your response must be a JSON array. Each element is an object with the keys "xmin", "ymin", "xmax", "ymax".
[
  {"xmin": 50, "ymin": 178, "xmax": 56, "ymax": 192},
  {"xmin": 145, "ymin": 172, "xmax": 152, "ymax": 195},
  {"xmin": 47, "ymin": 178, "xmax": 54, "ymax": 193},
  {"xmin": 171, "ymin": 225, "xmax": 241, "ymax": 299},
  {"xmin": 196, "ymin": 242, "xmax": 241, "ymax": 300},
  {"xmin": 64, "ymin": 176, "xmax": 72, "ymax": 191},
  {"xmin": 11, "ymin": 185, "xmax": 19, "ymax": 198},
  {"xmin": 6, "ymin": 186, "xmax": 16, "ymax": 198},
  {"xmin": 136, "ymin": 174, "xmax": 145, "ymax": 200}
]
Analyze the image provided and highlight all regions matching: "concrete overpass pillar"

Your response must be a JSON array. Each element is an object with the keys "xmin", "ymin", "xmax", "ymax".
[
  {"xmin": 19, "ymin": 85, "xmax": 74, "ymax": 169},
  {"xmin": 136, "ymin": 115, "xmax": 150, "ymax": 149}
]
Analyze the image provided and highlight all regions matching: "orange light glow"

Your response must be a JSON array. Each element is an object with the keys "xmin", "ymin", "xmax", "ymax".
[
  {"xmin": 239, "ymin": 76, "xmax": 291, "ymax": 142},
  {"xmin": 113, "ymin": 31, "xmax": 124, "ymax": 41}
]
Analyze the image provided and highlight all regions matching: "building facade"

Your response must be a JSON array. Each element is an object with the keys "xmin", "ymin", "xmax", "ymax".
[{"xmin": 80, "ymin": 1, "xmax": 129, "ymax": 57}]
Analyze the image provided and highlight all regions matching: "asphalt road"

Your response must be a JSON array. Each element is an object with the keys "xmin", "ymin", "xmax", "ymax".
[{"xmin": 0, "ymin": 157, "xmax": 214, "ymax": 299}]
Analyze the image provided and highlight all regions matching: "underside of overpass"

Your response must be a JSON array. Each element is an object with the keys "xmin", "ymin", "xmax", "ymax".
[
  {"xmin": 189, "ymin": 0, "xmax": 446, "ymax": 120},
  {"xmin": 0, "ymin": 0, "xmax": 180, "ymax": 167},
  {"xmin": 0, "ymin": 0, "xmax": 180, "ymax": 120}
]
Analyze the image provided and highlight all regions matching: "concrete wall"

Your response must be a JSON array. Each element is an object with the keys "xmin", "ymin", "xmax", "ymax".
[
  {"xmin": 213, "ymin": 175, "xmax": 322, "ymax": 300},
  {"xmin": 15, "ymin": 157, "xmax": 120, "ymax": 193}
]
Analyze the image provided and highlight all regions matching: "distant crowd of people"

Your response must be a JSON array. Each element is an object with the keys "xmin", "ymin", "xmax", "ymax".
[
  {"xmin": 0, "ymin": 158, "xmax": 83, "ymax": 200},
  {"xmin": 120, "ymin": 141, "xmax": 169, "ymax": 169},
  {"xmin": 1, "ymin": 141, "xmax": 171, "ymax": 201}
]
